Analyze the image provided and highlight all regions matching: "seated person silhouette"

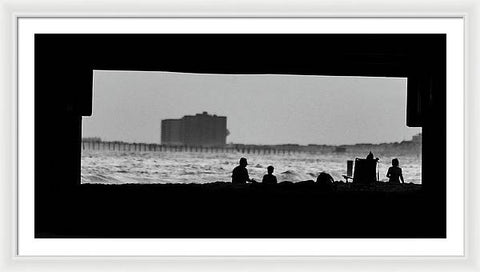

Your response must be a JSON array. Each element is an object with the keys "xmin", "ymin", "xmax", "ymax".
[
  {"xmin": 366, "ymin": 151, "xmax": 379, "ymax": 161},
  {"xmin": 262, "ymin": 166, "xmax": 278, "ymax": 185},
  {"xmin": 232, "ymin": 157, "xmax": 256, "ymax": 184},
  {"xmin": 386, "ymin": 158, "xmax": 405, "ymax": 184}
]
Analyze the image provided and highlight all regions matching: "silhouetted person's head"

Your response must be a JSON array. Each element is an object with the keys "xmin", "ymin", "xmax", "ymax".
[
  {"xmin": 239, "ymin": 157, "xmax": 248, "ymax": 167},
  {"xmin": 392, "ymin": 158, "xmax": 399, "ymax": 167},
  {"xmin": 267, "ymin": 166, "xmax": 274, "ymax": 174},
  {"xmin": 316, "ymin": 172, "xmax": 334, "ymax": 184}
]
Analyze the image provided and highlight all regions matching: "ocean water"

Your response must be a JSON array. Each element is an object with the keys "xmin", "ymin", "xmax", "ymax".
[{"xmin": 81, "ymin": 150, "xmax": 422, "ymax": 184}]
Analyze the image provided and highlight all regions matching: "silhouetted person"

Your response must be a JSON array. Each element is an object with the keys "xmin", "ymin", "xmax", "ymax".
[
  {"xmin": 262, "ymin": 166, "xmax": 278, "ymax": 185},
  {"xmin": 366, "ymin": 151, "xmax": 379, "ymax": 161},
  {"xmin": 386, "ymin": 158, "xmax": 404, "ymax": 184},
  {"xmin": 232, "ymin": 157, "xmax": 255, "ymax": 184},
  {"xmin": 316, "ymin": 172, "xmax": 334, "ymax": 191}
]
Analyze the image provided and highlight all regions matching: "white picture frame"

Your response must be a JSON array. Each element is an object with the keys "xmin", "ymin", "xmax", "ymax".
[{"xmin": 1, "ymin": 0, "xmax": 477, "ymax": 271}]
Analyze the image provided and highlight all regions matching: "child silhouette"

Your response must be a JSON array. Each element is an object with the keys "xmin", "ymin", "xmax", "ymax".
[{"xmin": 262, "ymin": 166, "xmax": 278, "ymax": 185}]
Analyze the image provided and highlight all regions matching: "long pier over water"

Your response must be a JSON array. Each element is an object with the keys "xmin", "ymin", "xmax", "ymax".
[
  {"xmin": 82, "ymin": 138, "xmax": 422, "ymax": 157},
  {"xmin": 81, "ymin": 140, "xmax": 333, "ymax": 155}
]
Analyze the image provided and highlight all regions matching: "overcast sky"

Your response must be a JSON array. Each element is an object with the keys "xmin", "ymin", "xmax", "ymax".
[{"xmin": 82, "ymin": 71, "xmax": 421, "ymax": 145}]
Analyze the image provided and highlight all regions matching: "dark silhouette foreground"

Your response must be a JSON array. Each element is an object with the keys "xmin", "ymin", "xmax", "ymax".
[{"xmin": 35, "ymin": 181, "xmax": 442, "ymax": 239}]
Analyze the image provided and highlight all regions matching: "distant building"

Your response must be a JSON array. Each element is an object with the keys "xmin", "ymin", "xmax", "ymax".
[
  {"xmin": 412, "ymin": 133, "xmax": 422, "ymax": 144},
  {"xmin": 161, "ymin": 119, "xmax": 184, "ymax": 146},
  {"xmin": 161, "ymin": 112, "xmax": 227, "ymax": 146}
]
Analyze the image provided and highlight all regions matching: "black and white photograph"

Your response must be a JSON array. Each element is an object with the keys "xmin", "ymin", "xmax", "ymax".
[{"xmin": 32, "ymin": 33, "xmax": 447, "ymax": 239}]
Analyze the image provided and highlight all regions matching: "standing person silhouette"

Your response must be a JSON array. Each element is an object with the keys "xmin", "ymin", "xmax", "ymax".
[
  {"xmin": 262, "ymin": 166, "xmax": 278, "ymax": 185},
  {"xmin": 386, "ymin": 158, "xmax": 405, "ymax": 184},
  {"xmin": 232, "ymin": 157, "xmax": 255, "ymax": 184}
]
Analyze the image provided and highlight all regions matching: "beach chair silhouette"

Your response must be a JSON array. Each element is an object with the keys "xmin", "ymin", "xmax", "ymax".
[
  {"xmin": 353, "ymin": 158, "xmax": 377, "ymax": 184},
  {"xmin": 342, "ymin": 160, "xmax": 354, "ymax": 183}
]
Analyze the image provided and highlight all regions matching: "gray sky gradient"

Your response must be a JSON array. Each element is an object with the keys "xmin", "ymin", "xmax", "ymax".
[{"xmin": 82, "ymin": 71, "xmax": 421, "ymax": 145}]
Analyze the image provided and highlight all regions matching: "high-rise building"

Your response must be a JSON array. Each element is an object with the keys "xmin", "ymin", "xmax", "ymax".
[
  {"xmin": 161, "ymin": 119, "xmax": 184, "ymax": 146},
  {"xmin": 161, "ymin": 112, "xmax": 227, "ymax": 146},
  {"xmin": 412, "ymin": 133, "xmax": 422, "ymax": 144}
]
